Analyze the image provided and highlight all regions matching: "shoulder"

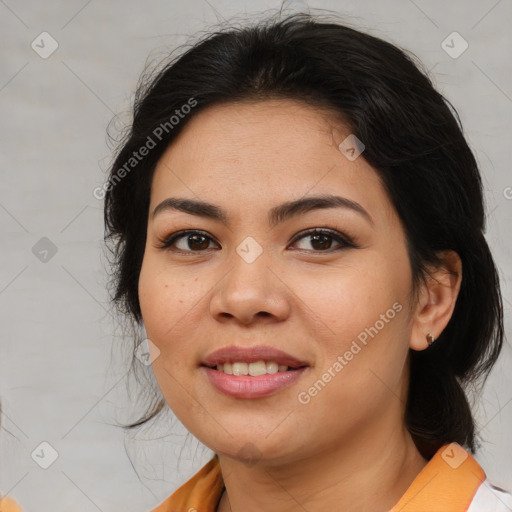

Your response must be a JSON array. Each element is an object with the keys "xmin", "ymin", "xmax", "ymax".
[
  {"xmin": 467, "ymin": 479, "xmax": 512, "ymax": 512},
  {"xmin": 391, "ymin": 442, "xmax": 510, "ymax": 512},
  {"xmin": 0, "ymin": 496, "xmax": 23, "ymax": 512}
]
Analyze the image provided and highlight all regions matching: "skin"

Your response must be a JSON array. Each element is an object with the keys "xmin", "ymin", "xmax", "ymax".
[{"xmin": 138, "ymin": 98, "xmax": 462, "ymax": 512}]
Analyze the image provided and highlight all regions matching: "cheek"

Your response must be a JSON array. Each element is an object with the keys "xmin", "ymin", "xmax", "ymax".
[
  {"xmin": 291, "ymin": 251, "xmax": 411, "ymax": 382},
  {"xmin": 138, "ymin": 256, "xmax": 186, "ymax": 347},
  {"xmin": 297, "ymin": 258, "xmax": 405, "ymax": 338},
  {"xmin": 138, "ymin": 255, "xmax": 212, "ymax": 365},
  {"xmin": 290, "ymin": 267, "xmax": 410, "ymax": 437},
  {"xmin": 137, "ymin": 257, "xmax": 202, "ymax": 417}
]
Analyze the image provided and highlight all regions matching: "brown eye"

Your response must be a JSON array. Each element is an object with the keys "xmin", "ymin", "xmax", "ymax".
[
  {"xmin": 289, "ymin": 228, "xmax": 355, "ymax": 252},
  {"xmin": 155, "ymin": 230, "xmax": 219, "ymax": 252},
  {"xmin": 156, "ymin": 228, "xmax": 356, "ymax": 254}
]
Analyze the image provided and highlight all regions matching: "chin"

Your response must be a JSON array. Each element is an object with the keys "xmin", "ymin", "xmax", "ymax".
[{"xmin": 208, "ymin": 433, "xmax": 303, "ymax": 467}]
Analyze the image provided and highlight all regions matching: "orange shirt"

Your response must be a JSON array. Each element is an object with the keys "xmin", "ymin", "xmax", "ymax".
[
  {"xmin": 150, "ymin": 442, "xmax": 512, "ymax": 512},
  {"xmin": 0, "ymin": 496, "xmax": 23, "ymax": 512},
  {"xmin": 2, "ymin": 443, "xmax": 510, "ymax": 511}
]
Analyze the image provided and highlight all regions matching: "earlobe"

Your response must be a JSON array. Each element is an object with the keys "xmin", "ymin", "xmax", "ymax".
[{"xmin": 409, "ymin": 250, "xmax": 462, "ymax": 351}]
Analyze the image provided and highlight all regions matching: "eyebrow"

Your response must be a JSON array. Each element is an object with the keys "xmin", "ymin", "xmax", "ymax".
[{"xmin": 151, "ymin": 194, "xmax": 374, "ymax": 229}]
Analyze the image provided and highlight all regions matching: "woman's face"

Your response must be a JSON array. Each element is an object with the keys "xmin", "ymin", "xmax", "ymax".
[{"xmin": 138, "ymin": 99, "xmax": 418, "ymax": 464}]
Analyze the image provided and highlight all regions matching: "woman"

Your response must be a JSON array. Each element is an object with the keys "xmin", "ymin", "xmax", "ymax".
[
  {"xmin": 3, "ymin": 10, "xmax": 509, "ymax": 512},
  {"xmin": 102, "ymin": 11, "xmax": 511, "ymax": 512}
]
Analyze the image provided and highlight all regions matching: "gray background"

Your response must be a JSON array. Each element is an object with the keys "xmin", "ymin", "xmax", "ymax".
[{"xmin": 1, "ymin": 1, "xmax": 511, "ymax": 511}]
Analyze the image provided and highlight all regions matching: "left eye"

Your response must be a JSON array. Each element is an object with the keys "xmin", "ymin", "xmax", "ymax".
[
  {"xmin": 155, "ymin": 228, "xmax": 355, "ymax": 253},
  {"xmin": 289, "ymin": 229, "xmax": 353, "ymax": 252}
]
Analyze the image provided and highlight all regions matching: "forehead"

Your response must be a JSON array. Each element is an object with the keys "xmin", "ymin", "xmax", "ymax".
[
  {"xmin": 150, "ymin": 99, "xmax": 395, "ymax": 226},
  {"xmin": 157, "ymin": 98, "xmax": 346, "ymax": 170}
]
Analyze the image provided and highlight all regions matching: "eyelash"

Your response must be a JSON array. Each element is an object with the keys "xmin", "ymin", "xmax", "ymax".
[{"xmin": 155, "ymin": 228, "xmax": 358, "ymax": 254}]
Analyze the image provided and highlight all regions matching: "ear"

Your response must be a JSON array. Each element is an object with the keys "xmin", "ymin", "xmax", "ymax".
[{"xmin": 409, "ymin": 250, "xmax": 462, "ymax": 351}]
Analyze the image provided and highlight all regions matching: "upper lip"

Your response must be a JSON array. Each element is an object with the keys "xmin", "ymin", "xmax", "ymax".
[{"xmin": 201, "ymin": 345, "xmax": 309, "ymax": 368}]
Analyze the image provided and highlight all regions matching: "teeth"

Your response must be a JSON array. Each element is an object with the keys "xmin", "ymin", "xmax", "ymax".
[
  {"xmin": 248, "ymin": 361, "xmax": 266, "ymax": 376},
  {"xmin": 215, "ymin": 361, "xmax": 291, "ymax": 375},
  {"xmin": 232, "ymin": 362, "xmax": 248, "ymax": 376},
  {"xmin": 266, "ymin": 362, "xmax": 278, "ymax": 374}
]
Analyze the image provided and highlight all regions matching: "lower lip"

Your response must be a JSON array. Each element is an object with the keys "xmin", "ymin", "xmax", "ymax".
[{"xmin": 202, "ymin": 366, "xmax": 308, "ymax": 399}]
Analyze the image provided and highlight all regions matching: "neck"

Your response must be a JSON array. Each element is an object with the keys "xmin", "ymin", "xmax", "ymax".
[{"xmin": 216, "ymin": 419, "xmax": 428, "ymax": 512}]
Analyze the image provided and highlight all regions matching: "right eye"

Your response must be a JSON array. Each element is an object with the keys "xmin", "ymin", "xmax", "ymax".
[{"xmin": 155, "ymin": 230, "xmax": 220, "ymax": 253}]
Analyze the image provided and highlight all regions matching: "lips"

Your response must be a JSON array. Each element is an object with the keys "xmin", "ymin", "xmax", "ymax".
[
  {"xmin": 200, "ymin": 345, "xmax": 309, "ymax": 369},
  {"xmin": 202, "ymin": 366, "xmax": 308, "ymax": 399}
]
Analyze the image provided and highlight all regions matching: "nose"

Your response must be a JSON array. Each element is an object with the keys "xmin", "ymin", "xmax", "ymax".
[{"xmin": 209, "ymin": 247, "xmax": 291, "ymax": 325}]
